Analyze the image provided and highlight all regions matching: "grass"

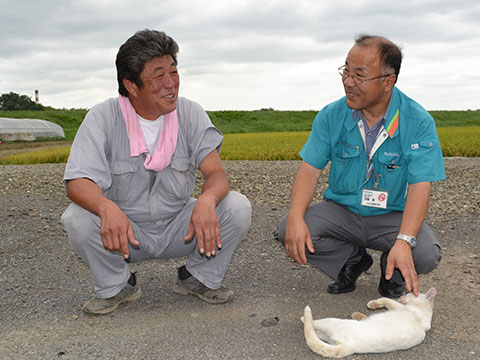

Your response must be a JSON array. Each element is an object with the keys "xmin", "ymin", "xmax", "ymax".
[
  {"xmin": 0, "ymin": 146, "xmax": 70, "ymax": 165},
  {"xmin": 1, "ymin": 107, "xmax": 479, "ymax": 164},
  {"xmin": 221, "ymin": 132, "xmax": 308, "ymax": 160},
  {"xmin": 429, "ymin": 110, "xmax": 480, "ymax": 127},
  {"xmin": 1, "ymin": 108, "xmax": 479, "ymax": 141},
  {"xmin": 208, "ymin": 109, "xmax": 319, "ymax": 134},
  {"xmin": 437, "ymin": 127, "xmax": 480, "ymax": 157},
  {"xmin": 0, "ymin": 108, "xmax": 87, "ymax": 141},
  {"xmin": 1, "ymin": 126, "xmax": 478, "ymax": 165},
  {"xmin": 221, "ymin": 127, "xmax": 480, "ymax": 160}
]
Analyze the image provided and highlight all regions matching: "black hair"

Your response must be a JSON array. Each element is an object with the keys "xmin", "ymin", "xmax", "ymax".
[
  {"xmin": 355, "ymin": 34, "xmax": 402, "ymax": 83},
  {"xmin": 116, "ymin": 29, "xmax": 179, "ymax": 96}
]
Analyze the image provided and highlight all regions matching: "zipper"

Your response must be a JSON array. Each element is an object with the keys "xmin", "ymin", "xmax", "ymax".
[{"xmin": 338, "ymin": 142, "xmax": 360, "ymax": 155}]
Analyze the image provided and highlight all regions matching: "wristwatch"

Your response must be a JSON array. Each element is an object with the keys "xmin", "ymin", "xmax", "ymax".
[{"xmin": 397, "ymin": 234, "xmax": 417, "ymax": 248}]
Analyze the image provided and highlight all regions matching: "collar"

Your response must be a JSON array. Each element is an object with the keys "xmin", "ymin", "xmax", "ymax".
[
  {"xmin": 384, "ymin": 87, "xmax": 401, "ymax": 138},
  {"xmin": 345, "ymin": 87, "xmax": 400, "ymax": 138}
]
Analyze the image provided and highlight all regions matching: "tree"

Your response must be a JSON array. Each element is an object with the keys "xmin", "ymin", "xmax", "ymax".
[{"xmin": 0, "ymin": 92, "xmax": 44, "ymax": 111}]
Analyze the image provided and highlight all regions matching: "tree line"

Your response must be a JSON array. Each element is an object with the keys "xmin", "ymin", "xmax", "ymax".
[{"xmin": 0, "ymin": 92, "xmax": 44, "ymax": 111}]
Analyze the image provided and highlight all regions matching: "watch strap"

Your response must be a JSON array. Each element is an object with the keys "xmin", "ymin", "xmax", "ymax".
[{"xmin": 397, "ymin": 234, "xmax": 416, "ymax": 248}]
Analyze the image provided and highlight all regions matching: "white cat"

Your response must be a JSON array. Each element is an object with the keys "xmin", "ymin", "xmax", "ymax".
[{"xmin": 302, "ymin": 287, "xmax": 436, "ymax": 358}]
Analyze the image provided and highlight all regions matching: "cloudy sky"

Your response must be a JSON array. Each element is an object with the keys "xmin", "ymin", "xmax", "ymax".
[{"xmin": 1, "ymin": 0, "xmax": 479, "ymax": 111}]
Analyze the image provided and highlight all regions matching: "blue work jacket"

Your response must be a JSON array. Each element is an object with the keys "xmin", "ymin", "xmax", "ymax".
[{"xmin": 300, "ymin": 87, "xmax": 445, "ymax": 216}]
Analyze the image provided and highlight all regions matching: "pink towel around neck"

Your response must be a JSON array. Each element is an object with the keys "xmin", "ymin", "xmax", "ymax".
[{"xmin": 118, "ymin": 95, "xmax": 178, "ymax": 172}]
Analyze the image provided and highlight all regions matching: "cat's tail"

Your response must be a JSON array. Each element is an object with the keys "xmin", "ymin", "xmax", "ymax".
[{"xmin": 303, "ymin": 306, "xmax": 349, "ymax": 358}]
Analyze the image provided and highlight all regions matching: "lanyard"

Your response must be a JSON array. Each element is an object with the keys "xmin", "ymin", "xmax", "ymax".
[{"xmin": 359, "ymin": 124, "xmax": 388, "ymax": 187}]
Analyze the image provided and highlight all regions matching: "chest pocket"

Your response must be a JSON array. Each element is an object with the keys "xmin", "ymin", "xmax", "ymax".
[
  {"xmin": 330, "ymin": 142, "xmax": 363, "ymax": 194},
  {"xmin": 159, "ymin": 157, "xmax": 195, "ymax": 201},
  {"xmin": 109, "ymin": 160, "xmax": 140, "ymax": 203},
  {"xmin": 376, "ymin": 152, "xmax": 407, "ymax": 202}
]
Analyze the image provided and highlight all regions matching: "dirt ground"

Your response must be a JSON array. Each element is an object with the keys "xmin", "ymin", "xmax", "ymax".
[{"xmin": 0, "ymin": 151, "xmax": 479, "ymax": 359}]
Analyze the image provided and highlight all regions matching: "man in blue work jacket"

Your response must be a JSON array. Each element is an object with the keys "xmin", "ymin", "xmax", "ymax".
[{"xmin": 276, "ymin": 34, "xmax": 445, "ymax": 298}]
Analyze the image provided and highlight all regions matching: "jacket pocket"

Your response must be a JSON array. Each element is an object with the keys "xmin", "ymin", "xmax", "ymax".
[
  {"xmin": 377, "ymin": 152, "xmax": 407, "ymax": 202},
  {"xmin": 329, "ymin": 142, "xmax": 362, "ymax": 194},
  {"xmin": 161, "ymin": 157, "xmax": 194, "ymax": 200},
  {"xmin": 109, "ymin": 160, "xmax": 139, "ymax": 202}
]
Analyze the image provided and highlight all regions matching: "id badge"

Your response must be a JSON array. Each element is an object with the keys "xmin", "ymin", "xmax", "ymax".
[{"xmin": 361, "ymin": 189, "xmax": 388, "ymax": 209}]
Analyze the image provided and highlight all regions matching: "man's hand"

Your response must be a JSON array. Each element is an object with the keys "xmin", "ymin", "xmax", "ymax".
[
  {"xmin": 385, "ymin": 240, "xmax": 419, "ymax": 296},
  {"xmin": 284, "ymin": 216, "xmax": 315, "ymax": 264},
  {"xmin": 283, "ymin": 161, "xmax": 321, "ymax": 264},
  {"xmin": 184, "ymin": 194, "xmax": 221, "ymax": 257},
  {"xmin": 388, "ymin": 181, "xmax": 431, "ymax": 297},
  {"xmin": 65, "ymin": 178, "xmax": 139, "ymax": 260},
  {"xmin": 188, "ymin": 150, "xmax": 229, "ymax": 257},
  {"xmin": 98, "ymin": 202, "xmax": 139, "ymax": 259}
]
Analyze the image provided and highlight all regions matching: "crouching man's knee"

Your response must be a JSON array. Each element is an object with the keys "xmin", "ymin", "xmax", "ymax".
[
  {"xmin": 218, "ymin": 191, "xmax": 252, "ymax": 237},
  {"xmin": 61, "ymin": 203, "xmax": 101, "ymax": 258},
  {"xmin": 415, "ymin": 244, "xmax": 442, "ymax": 274}
]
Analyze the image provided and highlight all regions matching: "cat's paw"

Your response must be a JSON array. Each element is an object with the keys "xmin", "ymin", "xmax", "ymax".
[
  {"xmin": 352, "ymin": 312, "xmax": 367, "ymax": 320},
  {"xmin": 367, "ymin": 300, "xmax": 381, "ymax": 309}
]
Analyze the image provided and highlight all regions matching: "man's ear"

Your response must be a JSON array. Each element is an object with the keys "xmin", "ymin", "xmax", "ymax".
[
  {"xmin": 384, "ymin": 74, "xmax": 396, "ymax": 91},
  {"xmin": 122, "ymin": 79, "xmax": 138, "ymax": 97}
]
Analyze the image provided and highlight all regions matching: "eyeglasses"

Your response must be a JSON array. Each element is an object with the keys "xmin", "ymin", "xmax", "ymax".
[{"xmin": 338, "ymin": 65, "xmax": 394, "ymax": 85}]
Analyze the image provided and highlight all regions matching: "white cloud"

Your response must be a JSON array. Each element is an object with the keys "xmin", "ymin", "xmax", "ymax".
[{"xmin": 0, "ymin": 0, "xmax": 479, "ymax": 110}]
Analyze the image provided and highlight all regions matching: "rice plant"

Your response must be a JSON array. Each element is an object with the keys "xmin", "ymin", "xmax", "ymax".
[
  {"xmin": 0, "ymin": 126, "xmax": 478, "ymax": 164},
  {"xmin": 0, "ymin": 146, "xmax": 70, "ymax": 165}
]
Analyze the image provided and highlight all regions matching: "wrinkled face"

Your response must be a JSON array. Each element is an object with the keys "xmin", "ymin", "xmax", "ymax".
[
  {"xmin": 342, "ymin": 45, "xmax": 393, "ymax": 112},
  {"xmin": 124, "ymin": 55, "xmax": 179, "ymax": 119}
]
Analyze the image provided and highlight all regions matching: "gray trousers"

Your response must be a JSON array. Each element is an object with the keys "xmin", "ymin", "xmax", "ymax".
[
  {"xmin": 61, "ymin": 191, "xmax": 251, "ymax": 298},
  {"xmin": 276, "ymin": 200, "xmax": 442, "ymax": 283}
]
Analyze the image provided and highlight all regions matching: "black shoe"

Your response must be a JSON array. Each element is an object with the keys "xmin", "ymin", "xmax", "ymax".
[
  {"xmin": 378, "ymin": 255, "xmax": 405, "ymax": 298},
  {"xmin": 378, "ymin": 276, "xmax": 405, "ymax": 298},
  {"xmin": 327, "ymin": 251, "xmax": 373, "ymax": 294}
]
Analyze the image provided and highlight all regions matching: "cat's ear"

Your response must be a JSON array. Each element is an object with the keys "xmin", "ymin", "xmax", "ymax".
[{"xmin": 425, "ymin": 287, "xmax": 436, "ymax": 301}]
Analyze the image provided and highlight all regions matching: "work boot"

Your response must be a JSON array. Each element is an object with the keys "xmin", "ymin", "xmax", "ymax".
[
  {"xmin": 82, "ymin": 273, "xmax": 141, "ymax": 315},
  {"xmin": 173, "ymin": 265, "xmax": 233, "ymax": 304}
]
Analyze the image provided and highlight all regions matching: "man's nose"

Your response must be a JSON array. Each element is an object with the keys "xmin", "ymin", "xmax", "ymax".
[
  {"xmin": 343, "ymin": 74, "xmax": 356, "ymax": 87},
  {"xmin": 160, "ymin": 73, "xmax": 174, "ymax": 89}
]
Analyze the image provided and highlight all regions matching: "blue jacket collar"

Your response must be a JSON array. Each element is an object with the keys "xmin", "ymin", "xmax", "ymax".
[{"xmin": 344, "ymin": 87, "xmax": 401, "ymax": 138}]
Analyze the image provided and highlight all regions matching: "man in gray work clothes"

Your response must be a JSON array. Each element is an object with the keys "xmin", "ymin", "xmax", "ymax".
[{"xmin": 61, "ymin": 29, "xmax": 251, "ymax": 314}]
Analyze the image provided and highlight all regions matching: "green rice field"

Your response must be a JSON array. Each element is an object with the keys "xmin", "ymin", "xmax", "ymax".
[
  {"xmin": 1, "ymin": 126, "xmax": 478, "ymax": 165},
  {"xmin": 0, "ymin": 108, "xmax": 479, "ymax": 164}
]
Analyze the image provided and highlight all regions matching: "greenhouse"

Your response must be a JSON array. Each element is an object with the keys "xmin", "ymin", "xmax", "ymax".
[{"xmin": 0, "ymin": 117, "xmax": 65, "ymax": 141}]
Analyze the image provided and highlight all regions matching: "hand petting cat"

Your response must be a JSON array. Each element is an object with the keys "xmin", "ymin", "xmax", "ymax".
[{"xmin": 303, "ymin": 288, "xmax": 437, "ymax": 358}]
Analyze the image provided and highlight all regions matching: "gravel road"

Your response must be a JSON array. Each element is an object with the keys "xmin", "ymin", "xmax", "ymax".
[{"xmin": 0, "ymin": 159, "xmax": 479, "ymax": 359}]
